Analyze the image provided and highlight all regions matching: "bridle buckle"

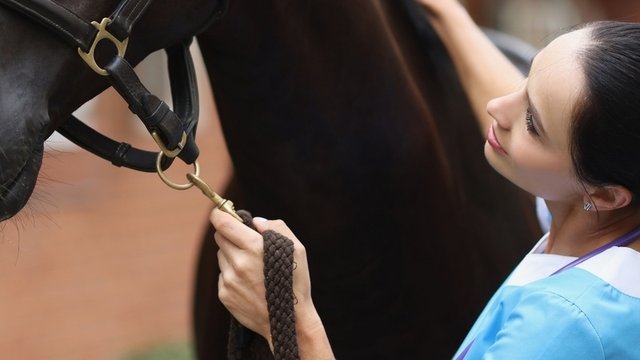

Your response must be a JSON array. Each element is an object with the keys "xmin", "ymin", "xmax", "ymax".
[
  {"xmin": 77, "ymin": 17, "xmax": 129, "ymax": 76},
  {"xmin": 152, "ymin": 130, "xmax": 187, "ymax": 159}
]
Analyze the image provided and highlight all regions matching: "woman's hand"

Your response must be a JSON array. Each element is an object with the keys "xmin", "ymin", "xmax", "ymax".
[
  {"xmin": 414, "ymin": 0, "xmax": 526, "ymax": 134},
  {"xmin": 210, "ymin": 208, "xmax": 315, "ymax": 346},
  {"xmin": 212, "ymin": 209, "xmax": 335, "ymax": 358}
]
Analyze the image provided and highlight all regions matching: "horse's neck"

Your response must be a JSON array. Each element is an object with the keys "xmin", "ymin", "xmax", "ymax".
[{"xmin": 197, "ymin": 0, "xmax": 438, "ymax": 110}]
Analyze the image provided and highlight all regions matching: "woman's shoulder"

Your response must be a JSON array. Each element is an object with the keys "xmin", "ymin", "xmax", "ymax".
[
  {"xmin": 467, "ymin": 284, "xmax": 605, "ymax": 359},
  {"xmin": 575, "ymin": 245, "xmax": 640, "ymax": 298},
  {"xmin": 528, "ymin": 247, "xmax": 640, "ymax": 310},
  {"xmin": 483, "ymin": 272, "xmax": 640, "ymax": 359},
  {"xmin": 469, "ymin": 247, "xmax": 640, "ymax": 359}
]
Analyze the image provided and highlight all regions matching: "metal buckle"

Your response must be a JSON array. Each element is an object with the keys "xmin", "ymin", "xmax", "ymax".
[
  {"xmin": 151, "ymin": 131, "xmax": 187, "ymax": 159},
  {"xmin": 77, "ymin": 18, "xmax": 129, "ymax": 76}
]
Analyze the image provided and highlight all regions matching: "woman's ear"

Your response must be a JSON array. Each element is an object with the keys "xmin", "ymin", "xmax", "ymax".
[{"xmin": 586, "ymin": 185, "xmax": 634, "ymax": 211}]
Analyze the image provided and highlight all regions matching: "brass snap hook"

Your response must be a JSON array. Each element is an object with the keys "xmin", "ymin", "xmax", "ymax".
[
  {"xmin": 154, "ymin": 153, "xmax": 242, "ymax": 221},
  {"xmin": 186, "ymin": 172, "xmax": 243, "ymax": 222}
]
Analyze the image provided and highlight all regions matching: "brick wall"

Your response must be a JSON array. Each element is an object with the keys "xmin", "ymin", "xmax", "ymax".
[{"xmin": 0, "ymin": 46, "xmax": 231, "ymax": 360}]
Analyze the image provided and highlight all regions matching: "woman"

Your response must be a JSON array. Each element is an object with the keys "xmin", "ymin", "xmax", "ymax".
[{"xmin": 211, "ymin": 1, "xmax": 640, "ymax": 358}]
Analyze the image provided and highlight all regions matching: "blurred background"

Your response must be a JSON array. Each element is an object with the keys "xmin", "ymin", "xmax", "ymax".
[
  {"xmin": 1, "ymin": 1, "xmax": 639, "ymax": 359},
  {"xmin": 0, "ymin": 43, "xmax": 232, "ymax": 360}
]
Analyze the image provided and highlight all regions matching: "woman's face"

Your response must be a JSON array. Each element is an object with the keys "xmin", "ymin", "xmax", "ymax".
[{"xmin": 485, "ymin": 29, "xmax": 589, "ymax": 202}]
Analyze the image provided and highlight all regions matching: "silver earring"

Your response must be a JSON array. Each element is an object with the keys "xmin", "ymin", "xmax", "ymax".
[{"xmin": 583, "ymin": 202, "xmax": 593, "ymax": 211}]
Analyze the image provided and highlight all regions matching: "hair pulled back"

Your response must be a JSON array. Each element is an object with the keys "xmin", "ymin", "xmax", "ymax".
[{"xmin": 572, "ymin": 21, "xmax": 640, "ymax": 205}]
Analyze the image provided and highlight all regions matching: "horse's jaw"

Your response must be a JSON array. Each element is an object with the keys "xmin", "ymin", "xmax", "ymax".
[
  {"xmin": 0, "ymin": 139, "xmax": 44, "ymax": 221},
  {"xmin": 0, "ymin": 97, "xmax": 48, "ymax": 221}
]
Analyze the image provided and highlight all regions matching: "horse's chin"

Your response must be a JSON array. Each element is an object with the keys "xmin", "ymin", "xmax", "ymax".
[{"xmin": 0, "ymin": 145, "xmax": 44, "ymax": 222}]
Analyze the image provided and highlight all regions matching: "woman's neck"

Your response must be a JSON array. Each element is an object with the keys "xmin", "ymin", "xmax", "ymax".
[{"xmin": 545, "ymin": 200, "xmax": 640, "ymax": 256}]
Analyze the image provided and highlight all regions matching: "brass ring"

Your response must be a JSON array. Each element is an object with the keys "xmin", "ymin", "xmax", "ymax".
[{"xmin": 155, "ymin": 153, "xmax": 200, "ymax": 190}]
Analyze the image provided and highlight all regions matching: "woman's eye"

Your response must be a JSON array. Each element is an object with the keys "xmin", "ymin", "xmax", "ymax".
[{"xmin": 525, "ymin": 109, "xmax": 539, "ymax": 135}]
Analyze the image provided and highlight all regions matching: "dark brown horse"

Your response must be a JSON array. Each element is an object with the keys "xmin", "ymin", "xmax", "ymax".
[
  {"xmin": 192, "ymin": 0, "xmax": 541, "ymax": 358},
  {"xmin": 0, "ymin": 0, "xmax": 541, "ymax": 358},
  {"xmin": 0, "ymin": 0, "xmax": 225, "ymax": 220}
]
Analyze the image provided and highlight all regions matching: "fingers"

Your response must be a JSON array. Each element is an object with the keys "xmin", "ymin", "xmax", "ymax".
[
  {"xmin": 212, "ymin": 210, "xmax": 306, "ymax": 260},
  {"xmin": 210, "ymin": 208, "xmax": 262, "ymax": 250},
  {"xmin": 213, "ymin": 211, "xmax": 314, "ymax": 341},
  {"xmin": 216, "ymin": 247, "xmax": 229, "ymax": 272},
  {"xmin": 253, "ymin": 217, "xmax": 301, "ymax": 244},
  {"xmin": 252, "ymin": 217, "xmax": 307, "ymax": 273},
  {"xmin": 251, "ymin": 217, "xmax": 311, "ymax": 300}
]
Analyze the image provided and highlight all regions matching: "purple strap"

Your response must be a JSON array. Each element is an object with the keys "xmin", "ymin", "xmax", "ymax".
[
  {"xmin": 551, "ymin": 225, "xmax": 640, "ymax": 275},
  {"xmin": 455, "ymin": 225, "xmax": 640, "ymax": 360},
  {"xmin": 455, "ymin": 339, "xmax": 474, "ymax": 360}
]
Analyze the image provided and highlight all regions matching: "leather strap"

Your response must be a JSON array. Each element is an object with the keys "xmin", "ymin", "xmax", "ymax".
[
  {"xmin": 2, "ymin": 0, "xmax": 97, "ymax": 50},
  {"xmin": 56, "ymin": 115, "xmax": 173, "ymax": 172},
  {"xmin": 103, "ymin": 42, "xmax": 199, "ymax": 165},
  {"xmin": 1, "ymin": 0, "xmax": 150, "ymax": 51},
  {"xmin": 165, "ymin": 42, "xmax": 200, "ymax": 163},
  {"xmin": 57, "ymin": 40, "xmax": 200, "ymax": 170},
  {"xmin": 107, "ymin": 0, "xmax": 152, "ymax": 41}
]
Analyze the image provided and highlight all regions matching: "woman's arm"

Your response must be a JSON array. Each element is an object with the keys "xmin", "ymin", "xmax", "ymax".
[
  {"xmin": 417, "ymin": 0, "xmax": 527, "ymax": 134},
  {"xmin": 211, "ymin": 208, "xmax": 335, "ymax": 359}
]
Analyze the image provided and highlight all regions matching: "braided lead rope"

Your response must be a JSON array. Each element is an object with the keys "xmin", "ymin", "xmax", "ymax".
[
  {"xmin": 226, "ymin": 210, "xmax": 299, "ymax": 360},
  {"xmin": 262, "ymin": 229, "xmax": 299, "ymax": 360}
]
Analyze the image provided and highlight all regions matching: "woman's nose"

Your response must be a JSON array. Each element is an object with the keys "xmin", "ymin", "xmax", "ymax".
[{"xmin": 486, "ymin": 93, "xmax": 518, "ymax": 130}]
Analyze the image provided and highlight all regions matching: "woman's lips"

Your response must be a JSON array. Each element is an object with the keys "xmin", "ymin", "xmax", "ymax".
[{"xmin": 487, "ymin": 124, "xmax": 507, "ymax": 154}]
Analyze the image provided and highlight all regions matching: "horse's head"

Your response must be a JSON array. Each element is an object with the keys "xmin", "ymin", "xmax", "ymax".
[{"xmin": 0, "ymin": 0, "xmax": 226, "ymax": 221}]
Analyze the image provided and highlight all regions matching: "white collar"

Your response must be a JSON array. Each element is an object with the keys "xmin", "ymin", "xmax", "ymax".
[{"xmin": 505, "ymin": 233, "xmax": 640, "ymax": 297}]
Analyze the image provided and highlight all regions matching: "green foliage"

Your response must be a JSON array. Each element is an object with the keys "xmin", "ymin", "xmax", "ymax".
[{"xmin": 124, "ymin": 341, "xmax": 195, "ymax": 360}]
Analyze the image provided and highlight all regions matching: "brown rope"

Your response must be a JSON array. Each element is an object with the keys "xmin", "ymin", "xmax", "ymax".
[{"xmin": 226, "ymin": 210, "xmax": 300, "ymax": 360}]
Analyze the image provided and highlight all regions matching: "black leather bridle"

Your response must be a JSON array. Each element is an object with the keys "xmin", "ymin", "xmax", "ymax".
[{"xmin": 0, "ymin": 0, "xmax": 227, "ymax": 172}]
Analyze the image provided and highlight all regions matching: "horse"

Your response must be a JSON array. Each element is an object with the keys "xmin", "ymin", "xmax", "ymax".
[
  {"xmin": 192, "ymin": 1, "xmax": 541, "ymax": 358},
  {"xmin": 0, "ymin": 0, "xmax": 226, "ymax": 221},
  {"xmin": 0, "ymin": 0, "xmax": 542, "ymax": 359}
]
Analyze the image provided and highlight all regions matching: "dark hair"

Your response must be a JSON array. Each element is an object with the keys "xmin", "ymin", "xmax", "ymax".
[{"xmin": 571, "ymin": 21, "xmax": 640, "ymax": 205}]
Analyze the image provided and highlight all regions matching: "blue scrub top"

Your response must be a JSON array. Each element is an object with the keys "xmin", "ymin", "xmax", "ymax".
[{"xmin": 454, "ymin": 234, "xmax": 640, "ymax": 359}]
